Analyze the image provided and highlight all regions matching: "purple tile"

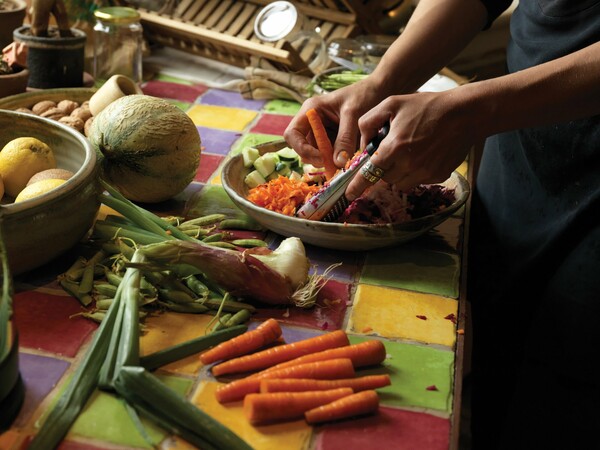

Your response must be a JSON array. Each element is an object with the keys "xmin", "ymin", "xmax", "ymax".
[
  {"xmin": 197, "ymin": 126, "xmax": 241, "ymax": 156},
  {"xmin": 198, "ymin": 89, "xmax": 266, "ymax": 110},
  {"xmin": 141, "ymin": 80, "xmax": 207, "ymax": 103},
  {"xmin": 14, "ymin": 353, "xmax": 70, "ymax": 426}
]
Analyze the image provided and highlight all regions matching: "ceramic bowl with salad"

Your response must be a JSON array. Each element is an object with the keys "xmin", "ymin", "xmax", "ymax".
[{"xmin": 222, "ymin": 140, "xmax": 470, "ymax": 251}]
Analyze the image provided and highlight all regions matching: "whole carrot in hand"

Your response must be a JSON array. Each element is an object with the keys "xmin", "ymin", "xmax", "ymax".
[
  {"xmin": 304, "ymin": 390, "xmax": 379, "ymax": 424},
  {"xmin": 259, "ymin": 374, "xmax": 391, "ymax": 393},
  {"xmin": 244, "ymin": 388, "xmax": 354, "ymax": 425},
  {"xmin": 215, "ymin": 357, "xmax": 355, "ymax": 403},
  {"xmin": 211, "ymin": 329, "xmax": 350, "ymax": 377},
  {"xmin": 200, "ymin": 318, "xmax": 282, "ymax": 365},
  {"xmin": 306, "ymin": 108, "xmax": 338, "ymax": 180}
]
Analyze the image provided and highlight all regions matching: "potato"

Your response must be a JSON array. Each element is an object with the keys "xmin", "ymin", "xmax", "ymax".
[{"xmin": 27, "ymin": 168, "xmax": 75, "ymax": 186}]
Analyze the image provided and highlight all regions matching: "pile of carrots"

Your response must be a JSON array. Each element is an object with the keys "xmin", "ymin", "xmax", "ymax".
[{"xmin": 199, "ymin": 318, "xmax": 390, "ymax": 425}]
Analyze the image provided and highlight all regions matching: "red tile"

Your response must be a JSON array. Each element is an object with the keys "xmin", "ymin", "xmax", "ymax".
[
  {"xmin": 254, "ymin": 279, "xmax": 350, "ymax": 330},
  {"xmin": 141, "ymin": 80, "xmax": 207, "ymax": 103},
  {"xmin": 250, "ymin": 113, "xmax": 293, "ymax": 136},
  {"xmin": 13, "ymin": 291, "xmax": 97, "ymax": 357},
  {"xmin": 195, "ymin": 153, "xmax": 224, "ymax": 183},
  {"xmin": 315, "ymin": 406, "xmax": 451, "ymax": 450}
]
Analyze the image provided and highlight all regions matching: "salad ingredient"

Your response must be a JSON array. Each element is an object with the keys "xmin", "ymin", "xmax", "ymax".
[
  {"xmin": 309, "ymin": 70, "xmax": 369, "ymax": 94},
  {"xmin": 199, "ymin": 318, "xmax": 282, "ymax": 365},
  {"xmin": 244, "ymin": 388, "xmax": 354, "ymax": 425},
  {"xmin": 304, "ymin": 389, "xmax": 379, "ymax": 424},
  {"xmin": 306, "ymin": 108, "xmax": 337, "ymax": 180},
  {"xmin": 89, "ymin": 95, "xmax": 201, "ymax": 203},
  {"xmin": 247, "ymin": 175, "xmax": 320, "ymax": 216},
  {"xmin": 211, "ymin": 329, "xmax": 350, "ymax": 377},
  {"xmin": 215, "ymin": 358, "xmax": 356, "ymax": 403},
  {"xmin": 0, "ymin": 137, "xmax": 56, "ymax": 198},
  {"xmin": 138, "ymin": 236, "xmax": 312, "ymax": 306},
  {"xmin": 259, "ymin": 374, "xmax": 391, "ymax": 393},
  {"xmin": 256, "ymin": 339, "xmax": 387, "ymax": 375}
]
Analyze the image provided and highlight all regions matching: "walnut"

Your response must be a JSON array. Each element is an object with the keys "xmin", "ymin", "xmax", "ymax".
[
  {"xmin": 15, "ymin": 107, "xmax": 33, "ymax": 114},
  {"xmin": 84, "ymin": 116, "xmax": 94, "ymax": 137},
  {"xmin": 32, "ymin": 100, "xmax": 57, "ymax": 115},
  {"xmin": 70, "ymin": 106, "xmax": 92, "ymax": 122},
  {"xmin": 59, "ymin": 116, "xmax": 85, "ymax": 133},
  {"xmin": 40, "ymin": 107, "xmax": 66, "ymax": 120},
  {"xmin": 57, "ymin": 99, "xmax": 79, "ymax": 115}
]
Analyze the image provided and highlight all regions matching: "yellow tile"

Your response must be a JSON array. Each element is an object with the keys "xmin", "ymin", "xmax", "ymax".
[
  {"xmin": 347, "ymin": 284, "xmax": 458, "ymax": 348},
  {"xmin": 192, "ymin": 381, "xmax": 312, "ymax": 450},
  {"xmin": 187, "ymin": 105, "xmax": 258, "ymax": 132},
  {"xmin": 140, "ymin": 312, "xmax": 216, "ymax": 375}
]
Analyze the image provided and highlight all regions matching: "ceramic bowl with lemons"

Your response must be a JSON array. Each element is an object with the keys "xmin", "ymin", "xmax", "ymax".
[{"xmin": 0, "ymin": 109, "xmax": 100, "ymax": 275}]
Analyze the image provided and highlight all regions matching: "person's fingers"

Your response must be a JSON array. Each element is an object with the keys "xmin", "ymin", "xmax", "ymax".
[
  {"xmin": 283, "ymin": 110, "xmax": 324, "ymax": 165},
  {"xmin": 332, "ymin": 115, "xmax": 360, "ymax": 167},
  {"xmin": 344, "ymin": 144, "xmax": 394, "ymax": 201}
]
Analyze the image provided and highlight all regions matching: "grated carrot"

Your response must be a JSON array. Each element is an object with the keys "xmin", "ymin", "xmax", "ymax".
[{"xmin": 247, "ymin": 176, "xmax": 320, "ymax": 216}]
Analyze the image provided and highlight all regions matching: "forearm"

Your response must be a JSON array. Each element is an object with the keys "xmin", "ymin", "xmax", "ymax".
[
  {"xmin": 368, "ymin": 0, "xmax": 489, "ymax": 96},
  {"xmin": 458, "ymin": 41, "xmax": 600, "ymax": 139}
]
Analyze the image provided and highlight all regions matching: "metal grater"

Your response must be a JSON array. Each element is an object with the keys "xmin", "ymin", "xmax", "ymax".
[{"xmin": 295, "ymin": 121, "xmax": 390, "ymax": 222}]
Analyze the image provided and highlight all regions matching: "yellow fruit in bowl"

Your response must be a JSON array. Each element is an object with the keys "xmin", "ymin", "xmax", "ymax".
[
  {"xmin": 14, "ymin": 178, "xmax": 67, "ymax": 203},
  {"xmin": 0, "ymin": 137, "xmax": 57, "ymax": 198}
]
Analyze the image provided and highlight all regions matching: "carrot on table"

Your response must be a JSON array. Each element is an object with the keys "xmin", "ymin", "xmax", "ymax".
[
  {"xmin": 215, "ymin": 357, "xmax": 355, "ymax": 403},
  {"xmin": 306, "ymin": 108, "xmax": 337, "ymax": 180},
  {"xmin": 255, "ymin": 339, "xmax": 387, "ymax": 376},
  {"xmin": 244, "ymin": 388, "xmax": 354, "ymax": 425},
  {"xmin": 259, "ymin": 374, "xmax": 391, "ymax": 394},
  {"xmin": 304, "ymin": 390, "xmax": 380, "ymax": 424},
  {"xmin": 200, "ymin": 318, "xmax": 282, "ymax": 365},
  {"xmin": 211, "ymin": 329, "xmax": 350, "ymax": 377}
]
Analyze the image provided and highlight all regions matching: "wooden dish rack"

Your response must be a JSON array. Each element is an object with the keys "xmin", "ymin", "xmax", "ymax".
[{"xmin": 126, "ymin": 0, "xmax": 387, "ymax": 75}]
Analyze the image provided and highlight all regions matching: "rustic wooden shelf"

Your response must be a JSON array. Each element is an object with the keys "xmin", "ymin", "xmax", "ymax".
[{"xmin": 131, "ymin": 0, "xmax": 386, "ymax": 75}]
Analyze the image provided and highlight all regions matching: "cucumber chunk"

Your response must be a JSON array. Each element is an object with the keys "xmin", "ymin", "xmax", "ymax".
[
  {"xmin": 276, "ymin": 147, "xmax": 299, "ymax": 161},
  {"xmin": 253, "ymin": 153, "xmax": 279, "ymax": 178},
  {"xmin": 244, "ymin": 170, "xmax": 266, "ymax": 188},
  {"xmin": 242, "ymin": 147, "xmax": 260, "ymax": 168}
]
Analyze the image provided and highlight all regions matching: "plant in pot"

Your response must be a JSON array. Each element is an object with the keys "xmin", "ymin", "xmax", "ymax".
[{"xmin": 12, "ymin": 0, "xmax": 87, "ymax": 88}]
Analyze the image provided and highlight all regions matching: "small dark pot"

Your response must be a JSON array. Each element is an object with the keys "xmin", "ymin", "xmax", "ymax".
[
  {"xmin": 13, "ymin": 25, "xmax": 87, "ymax": 89},
  {"xmin": 0, "ymin": 66, "xmax": 29, "ymax": 98}
]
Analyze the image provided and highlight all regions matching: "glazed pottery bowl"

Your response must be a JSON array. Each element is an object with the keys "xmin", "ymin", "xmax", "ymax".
[
  {"xmin": 0, "ymin": 109, "xmax": 100, "ymax": 275},
  {"xmin": 221, "ymin": 140, "xmax": 470, "ymax": 251}
]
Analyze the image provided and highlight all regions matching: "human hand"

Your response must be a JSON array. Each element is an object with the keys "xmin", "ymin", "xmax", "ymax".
[
  {"xmin": 345, "ymin": 89, "xmax": 478, "ymax": 201},
  {"xmin": 283, "ymin": 78, "xmax": 384, "ymax": 169}
]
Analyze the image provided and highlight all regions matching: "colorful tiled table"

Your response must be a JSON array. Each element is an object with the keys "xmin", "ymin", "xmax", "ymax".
[{"xmin": 1, "ymin": 72, "xmax": 469, "ymax": 450}]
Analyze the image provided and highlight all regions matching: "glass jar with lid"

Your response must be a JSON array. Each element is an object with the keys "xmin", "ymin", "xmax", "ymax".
[{"xmin": 93, "ymin": 6, "xmax": 143, "ymax": 86}]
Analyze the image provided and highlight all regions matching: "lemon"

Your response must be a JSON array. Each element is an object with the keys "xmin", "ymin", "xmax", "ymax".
[
  {"xmin": 0, "ymin": 137, "xmax": 56, "ymax": 198},
  {"xmin": 14, "ymin": 178, "xmax": 66, "ymax": 203}
]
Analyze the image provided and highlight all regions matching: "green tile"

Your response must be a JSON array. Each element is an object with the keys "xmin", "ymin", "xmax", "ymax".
[
  {"xmin": 360, "ymin": 246, "xmax": 460, "ymax": 298},
  {"xmin": 350, "ymin": 335, "xmax": 455, "ymax": 413},
  {"xmin": 69, "ymin": 374, "xmax": 192, "ymax": 448},
  {"xmin": 169, "ymin": 99, "xmax": 192, "ymax": 111},
  {"xmin": 230, "ymin": 132, "xmax": 282, "ymax": 156},
  {"xmin": 154, "ymin": 74, "xmax": 195, "ymax": 85},
  {"xmin": 263, "ymin": 99, "xmax": 302, "ymax": 115}
]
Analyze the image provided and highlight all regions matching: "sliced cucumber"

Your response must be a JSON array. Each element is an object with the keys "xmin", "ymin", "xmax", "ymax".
[
  {"xmin": 289, "ymin": 170, "xmax": 302, "ymax": 181},
  {"xmin": 253, "ymin": 153, "xmax": 279, "ymax": 178},
  {"xmin": 302, "ymin": 163, "xmax": 326, "ymax": 184},
  {"xmin": 241, "ymin": 147, "xmax": 260, "ymax": 168},
  {"xmin": 276, "ymin": 147, "xmax": 299, "ymax": 161},
  {"xmin": 244, "ymin": 170, "xmax": 266, "ymax": 188},
  {"xmin": 275, "ymin": 162, "xmax": 292, "ymax": 177}
]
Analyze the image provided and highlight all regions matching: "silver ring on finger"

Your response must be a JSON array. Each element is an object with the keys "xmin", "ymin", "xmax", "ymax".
[{"xmin": 360, "ymin": 164, "xmax": 381, "ymax": 184}]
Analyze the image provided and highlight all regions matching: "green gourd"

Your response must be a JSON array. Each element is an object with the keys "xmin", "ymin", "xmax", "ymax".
[{"xmin": 89, "ymin": 95, "xmax": 201, "ymax": 203}]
